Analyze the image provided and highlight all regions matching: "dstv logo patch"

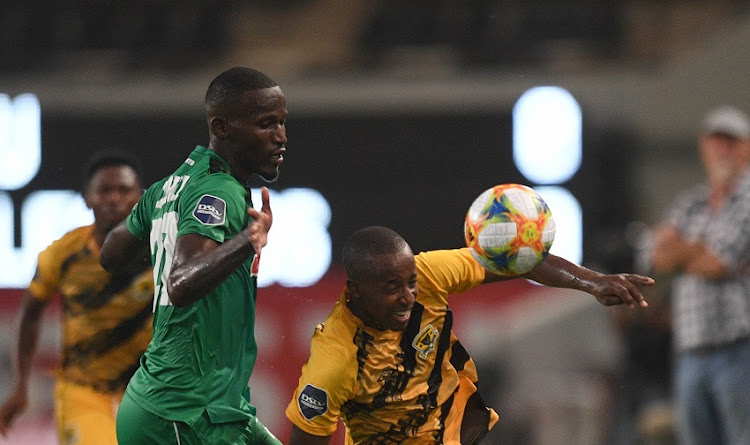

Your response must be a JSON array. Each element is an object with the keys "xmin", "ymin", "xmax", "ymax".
[
  {"xmin": 193, "ymin": 194, "xmax": 226, "ymax": 226},
  {"xmin": 198, "ymin": 203, "xmax": 222, "ymax": 219},
  {"xmin": 298, "ymin": 384, "xmax": 328, "ymax": 420},
  {"xmin": 300, "ymin": 393, "xmax": 325, "ymax": 408}
]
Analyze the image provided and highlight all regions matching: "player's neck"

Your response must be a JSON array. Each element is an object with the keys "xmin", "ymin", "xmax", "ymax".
[{"xmin": 91, "ymin": 223, "xmax": 110, "ymax": 248}]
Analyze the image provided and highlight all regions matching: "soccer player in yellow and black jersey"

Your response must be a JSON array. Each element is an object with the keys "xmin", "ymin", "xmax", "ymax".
[
  {"xmin": 287, "ymin": 226, "xmax": 653, "ymax": 445},
  {"xmin": 0, "ymin": 149, "xmax": 153, "ymax": 445}
]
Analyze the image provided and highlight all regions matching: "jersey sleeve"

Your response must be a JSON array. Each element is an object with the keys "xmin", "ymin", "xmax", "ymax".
[
  {"xmin": 285, "ymin": 323, "xmax": 358, "ymax": 437},
  {"xmin": 27, "ymin": 240, "xmax": 64, "ymax": 302},
  {"xmin": 126, "ymin": 187, "xmax": 155, "ymax": 240},
  {"xmin": 176, "ymin": 175, "xmax": 247, "ymax": 243},
  {"xmin": 415, "ymin": 248, "xmax": 486, "ymax": 305}
]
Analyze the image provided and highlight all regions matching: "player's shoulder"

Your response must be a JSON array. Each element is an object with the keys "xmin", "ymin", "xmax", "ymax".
[
  {"xmin": 34, "ymin": 224, "xmax": 94, "ymax": 277},
  {"xmin": 415, "ymin": 248, "xmax": 478, "ymax": 277},
  {"xmin": 309, "ymin": 304, "xmax": 361, "ymax": 359},
  {"xmin": 157, "ymin": 148, "xmax": 243, "ymax": 197},
  {"xmin": 415, "ymin": 248, "xmax": 485, "ymax": 298},
  {"xmin": 44, "ymin": 224, "xmax": 93, "ymax": 254},
  {"xmin": 182, "ymin": 167, "xmax": 244, "ymax": 201},
  {"xmin": 417, "ymin": 247, "xmax": 477, "ymax": 262},
  {"xmin": 306, "ymin": 324, "xmax": 361, "ymax": 388}
]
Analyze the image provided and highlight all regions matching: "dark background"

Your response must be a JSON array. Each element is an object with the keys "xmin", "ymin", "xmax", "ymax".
[{"xmin": 10, "ymin": 110, "xmax": 635, "ymax": 267}]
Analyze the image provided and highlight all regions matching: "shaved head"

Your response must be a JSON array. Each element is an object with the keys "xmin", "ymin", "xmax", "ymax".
[
  {"xmin": 343, "ymin": 226, "xmax": 411, "ymax": 280},
  {"xmin": 205, "ymin": 67, "xmax": 278, "ymax": 114}
]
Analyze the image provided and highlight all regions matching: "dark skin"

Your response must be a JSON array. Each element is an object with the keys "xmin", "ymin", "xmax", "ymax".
[
  {"xmin": 100, "ymin": 86, "xmax": 285, "ymax": 307},
  {"xmin": 0, "ymin": 165, "xmax": 142, "ymax": 437},
  {"xmin": 290, "ymin": 248, "xmax": 652, "ymax": 444}
]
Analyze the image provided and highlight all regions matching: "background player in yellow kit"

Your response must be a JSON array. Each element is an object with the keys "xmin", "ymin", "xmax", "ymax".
[
  {"xmin": 287, "ymin": 226, "xmax": 652, "ymax": 444},
  {"xmin": 0, "ymin": 149, "xmax": 153, "ymax": 445}
]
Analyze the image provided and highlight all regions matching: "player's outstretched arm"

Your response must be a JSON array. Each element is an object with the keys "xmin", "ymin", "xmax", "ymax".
[
  {"xmin": 0, "ymin": 294, "xmax": 48, "ymax": 436},
  {"xmin": 289, "ymin": 425, "xmax": 331, "ymax": 445},
  {"xmin": 524, "ymin": 254, "xmax": 653, "ymax": 308}
]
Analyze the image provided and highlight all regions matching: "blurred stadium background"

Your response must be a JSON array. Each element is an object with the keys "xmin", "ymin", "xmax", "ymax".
[{"xmin": 1, "ymin": 1, "xmax": 750, "ymax": 443}]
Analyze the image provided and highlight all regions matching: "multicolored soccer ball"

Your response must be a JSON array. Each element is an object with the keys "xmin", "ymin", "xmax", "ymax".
[{"xmin": 464, "ymin": 184, "xmax": 556, "ymax": 276}]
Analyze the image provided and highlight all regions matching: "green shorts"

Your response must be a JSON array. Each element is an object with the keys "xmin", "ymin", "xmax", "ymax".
[{"xmin": 116, "ymin": 392, "xmax": 281, "ymax": 445}]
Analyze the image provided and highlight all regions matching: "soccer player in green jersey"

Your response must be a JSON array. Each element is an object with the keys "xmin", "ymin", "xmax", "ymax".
[{"xmin": 99, "ymin": 67, "xmax": 284, "ymax": 444}]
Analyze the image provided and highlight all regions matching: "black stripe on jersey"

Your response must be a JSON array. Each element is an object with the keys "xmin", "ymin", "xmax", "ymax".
[
  {"xmin": 437, "ymin": 390, "xmax": 455, "ymax": 444},
  {"xmin": 353, "ymin": 328, "xmax": 375, "ymax": 373},
  {"xmin": 428, "ymin": 307, "xmax": 453, "ymax": 390},
  {"xmin": 341, "ymin": 328, "xmax": 376, "ymax": 420},
  {"xmin": 449, "ymin": 339, "xmax": 471, "ymax": 372},
  {"xmin": 62, "ymin": 301, "xmax": 152, "ymax": 368},
  {"xmin": 101, "ymin": 358, "xmax": 143, "ymax": 393},
  {"xmin": 365, "ymin": 305, "xmax": 457, "ymax": 444},
  {"xmin": 341, "ymin": 303, "xmax": 427, "ymax": 437},
  {"xmin": 60, "ymin": 246, "xmax": 89, "ymax": 277},
  {"xmin": 67, "ymin": 265, "xmax": 150, "ymax": 312},
  {"xmin": 371, "ymin": 303, "xmax": 424, "ymax": 409},
  {"xmin": 81, "ymin": 356, "xmax": 143, "ymax": 394},
  {"xmin": 428, "ymin": 308, "xmax": 454, "ymax": 441}
]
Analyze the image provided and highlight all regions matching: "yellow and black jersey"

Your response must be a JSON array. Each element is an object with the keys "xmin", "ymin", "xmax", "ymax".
[
  {"xmin": 286, "ymin": 248, "xmax": 499, "ymax": 445},
  {"xmin": 28, "ymin": 224, "xmax": 153, "ymax": 394}
]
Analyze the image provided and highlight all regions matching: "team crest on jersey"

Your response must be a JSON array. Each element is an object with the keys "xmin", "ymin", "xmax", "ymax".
[
  {"xmin": 412, "ymin": 324, "xmax": 439, "ymax": 359},
  {"xmin": 193, "ymin": 194, "xmax": 226, "ymax": 226},
  {"xmin": 298, "ymin": 384, "xmax": 328, "ymax": 420}
]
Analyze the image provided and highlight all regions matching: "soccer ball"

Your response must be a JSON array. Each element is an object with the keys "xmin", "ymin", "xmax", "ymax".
[{"xmin": 464, "ymin": 184, "xmax": 556, "ymax": 276}]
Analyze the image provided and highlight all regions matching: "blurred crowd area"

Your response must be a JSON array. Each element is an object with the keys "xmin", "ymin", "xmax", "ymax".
[{"xmin": 0, "ymin": 0, "xmax": 748, "ymax": 76}]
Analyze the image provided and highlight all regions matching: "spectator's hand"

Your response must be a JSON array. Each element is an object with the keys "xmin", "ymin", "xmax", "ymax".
[
  {"xmin": 651, "ymin": 224, "xmax": 690, "ymax": 272},
  {"xmin": 650, "ymin": 223, "xmax": 714, "ymax": 275},
  {"xmin": 587, "ymin": 273, "xmax": 653, "ymax": 308},
  {"xmin": 0, "ymin": 388, "xmax": 28, "ymax": 437},
  {"xmin": 652, "ymin": 224, "xmax": 683, "ymax": 251},
  {"xmin": 247, "ymin": 187, "xmax": 273, "ymax": 256}
]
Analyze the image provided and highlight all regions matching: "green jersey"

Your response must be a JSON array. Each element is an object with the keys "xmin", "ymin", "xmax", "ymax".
[{"xmin": 125, "ymin": 145, "xmax": 259, "ymax": 425}]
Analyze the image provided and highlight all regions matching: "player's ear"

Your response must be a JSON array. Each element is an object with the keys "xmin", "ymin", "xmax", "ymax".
[{"xmin": 210, "ymin": 116, "xmax": 227, "ymax": 138}]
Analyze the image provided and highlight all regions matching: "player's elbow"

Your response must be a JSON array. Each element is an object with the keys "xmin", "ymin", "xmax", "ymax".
[
  {"xmin": 167, "ymin": 293, "xmax": 191, "ymax": 308},
  {"xmin": 166, "ymin": 281, "xmax": 190, "ymax": 308},
  {"xmin": 166, "ymin": 273, "xmax": 198, "ymax": 308},
  {"xmin": 99, "ymin": 252, "xmax": 115, "ymax": 273},
  {"xmin": 99, "ymin": 248, "xmax": 123, "ymax": 273}
]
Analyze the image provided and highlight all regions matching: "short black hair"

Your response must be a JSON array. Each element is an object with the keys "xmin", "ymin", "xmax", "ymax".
[
  {"xmin": 205, "ymin": 67, "xmax": 278, "ymax": 110},
  {"xmin": 342, "ymin": 226, "xmax": 410, "ymax": 280},
  {"xmin": 83, "ymin": 148, "xmax": 143, "ymax": 192}
]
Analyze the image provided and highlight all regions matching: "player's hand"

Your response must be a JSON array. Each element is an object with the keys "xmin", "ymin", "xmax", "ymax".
[
  {"xmin": 587, "ymin": 273, "xmax": 653, "ymax": 308},
  {"xmin": 0, "ymin": 389, "xmax": 28, "ymax": 437},
  {"xmin": 247, "ymin": 187, "xmax": 273, "ymax": 256}
]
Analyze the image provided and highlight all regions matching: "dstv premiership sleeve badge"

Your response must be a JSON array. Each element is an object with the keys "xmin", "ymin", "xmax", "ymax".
[
  {"xmin": 193, "ymin": 194, "xmax": 226, "ymax": 226},
  {"xmin": 298, "ymin": 384, "xmax": 329, "ymax": 420}
]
